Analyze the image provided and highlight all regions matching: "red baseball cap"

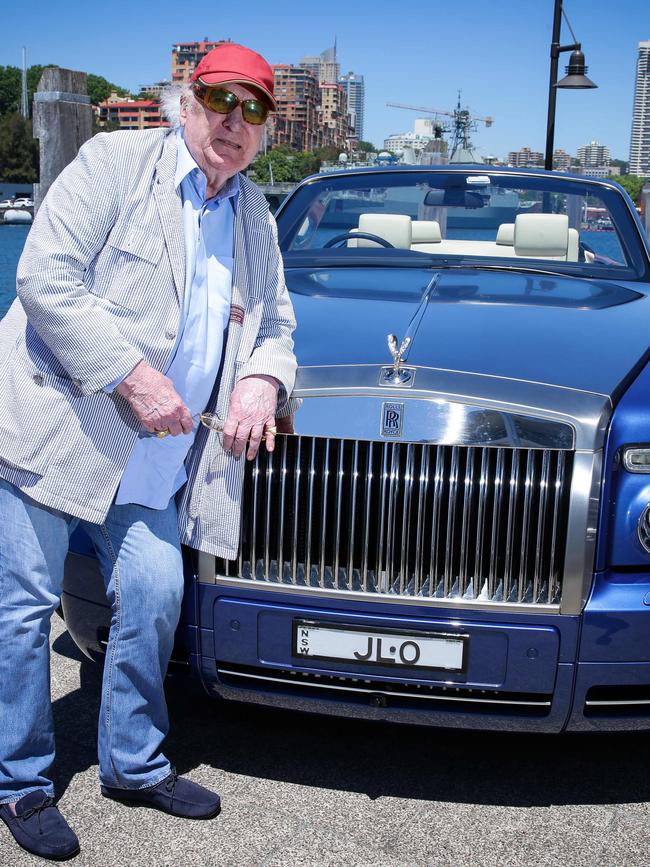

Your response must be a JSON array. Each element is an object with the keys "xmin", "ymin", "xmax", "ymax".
[{"xmin": 192, "ymin": 43, "xmax": 276, "ymax": 110}]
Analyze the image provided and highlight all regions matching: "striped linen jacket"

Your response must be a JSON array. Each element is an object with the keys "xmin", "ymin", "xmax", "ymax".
[{"xmin": 0, "ymin": 128, "xmax": 297, "ymax": 557}]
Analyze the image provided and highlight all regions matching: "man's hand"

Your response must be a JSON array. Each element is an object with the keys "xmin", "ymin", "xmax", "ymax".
[
  {"xmin": 223, "ymin": 375, "xmax": 280, "ymax": 460},
  {"xmin": 116, "ymin": 360, "xmax": 193, "ymax": 436}
]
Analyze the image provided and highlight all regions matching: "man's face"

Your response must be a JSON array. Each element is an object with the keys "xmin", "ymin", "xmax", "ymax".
[{"xmin": 180, "ymin": 82, "xmax": 266, "ymax": 192}]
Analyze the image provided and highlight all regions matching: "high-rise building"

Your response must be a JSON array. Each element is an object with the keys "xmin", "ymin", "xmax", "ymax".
[
  {"xmin": 171, "ymin": 38, "xmax": 230, "ymax": 84},
  {"xmin": 319, "ymin": 82, "xmax": 348, "ymax": 149},
  {"xmin": 577, "ymin": 140, "xmax": 611, "ymax": 168},
  {"xmin": 269, "ymin": 65, "xmax": 321, "ymax": 151},
  {"xmin": 630, "ymin": 40, "xmax": 650, "ymax": 176},
  {"xmin": 339, "ymin": 71, "xmax": 365, "ymax": 141},
  {"xmin": 299, "ymin": 44, "xmax": 340, "ymax": 84},
  {"xmin": 507, "ymin": 147, "xmax": 544, "ymax": 167}
]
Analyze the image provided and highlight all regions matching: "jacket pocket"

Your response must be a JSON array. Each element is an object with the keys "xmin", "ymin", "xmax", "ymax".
[{"xmin": 94, "ymin": 223, "xmax": 166, "ymax": 312}]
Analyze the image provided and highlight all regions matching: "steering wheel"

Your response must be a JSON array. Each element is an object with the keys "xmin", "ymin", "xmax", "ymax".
[{"xmin": 323, "ymin": 231, "xmax": 395, "ymax": 249}]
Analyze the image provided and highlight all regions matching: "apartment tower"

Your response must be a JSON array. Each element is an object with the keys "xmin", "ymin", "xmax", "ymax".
[{"xmin": 630, "ymin": 40, "xmax": 650, "ymax": 176}]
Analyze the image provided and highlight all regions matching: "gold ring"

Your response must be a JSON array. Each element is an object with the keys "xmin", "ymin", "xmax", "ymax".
[
  {"xmin": 266, "ymin": 426, "xmax": 278, "ymax": 436},
  {"xmin": 156, "ymin": 429, "xmax": 170, "ymax": 439}
]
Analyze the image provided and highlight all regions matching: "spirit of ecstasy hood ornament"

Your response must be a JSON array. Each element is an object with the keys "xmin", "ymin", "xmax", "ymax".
[
  {"xmin": 381, "ymin": 274, "xmax": 441, "ymax": 387},
  {"xmin": 384, "ymin": 334, "xmax": 413, "ymax": 385}
]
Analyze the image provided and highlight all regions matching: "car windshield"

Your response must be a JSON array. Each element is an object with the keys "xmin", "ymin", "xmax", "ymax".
[{"xmin": 277, "ymin": 169, "xmax": 649, "ymax": 280}]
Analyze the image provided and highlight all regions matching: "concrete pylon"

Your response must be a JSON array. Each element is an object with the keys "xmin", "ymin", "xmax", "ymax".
[{"xmin": 33, "ymin": 67, "xmax": 92, "ymax": 214}]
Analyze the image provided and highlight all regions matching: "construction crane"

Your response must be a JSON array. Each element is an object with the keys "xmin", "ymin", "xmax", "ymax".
[{"xmin": 386, "ymin": 92, "xmax": 493, "ymax": 162}]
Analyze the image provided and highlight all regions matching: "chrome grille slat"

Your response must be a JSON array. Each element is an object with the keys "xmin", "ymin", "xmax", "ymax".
[
  {"xmin": 223, "ymin": 436, "xmax": 574, "ymax": 606},
  {"xmin": 333, "ymin": 442, "xmax": 345, "ymax": 586},
  {"xmin": 443, "ymin": 447, "xmax": 460, "ymax": 598},
  {"xmin": 318, "ymin": 439, "xmax": 331, "ymax": 585},
  {"xmin": 347, "ymin": 441, "xmax": 360, "ymax": 586}
]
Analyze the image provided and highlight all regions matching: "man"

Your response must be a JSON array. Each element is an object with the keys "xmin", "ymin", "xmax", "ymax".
[{"xmin": 0, "ymin": 43, "xmax": 296, "ymax": 861}]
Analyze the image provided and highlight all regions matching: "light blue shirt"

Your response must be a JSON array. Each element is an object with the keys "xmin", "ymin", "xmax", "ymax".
[{"xmin": 116, "ymin": 130, "xmax": 238, "ymax": 508}]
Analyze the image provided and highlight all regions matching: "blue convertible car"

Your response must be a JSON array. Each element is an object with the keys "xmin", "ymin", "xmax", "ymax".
[{"xmin": 63, "ymin": 165, "xmax": 650, "ymax": 732}]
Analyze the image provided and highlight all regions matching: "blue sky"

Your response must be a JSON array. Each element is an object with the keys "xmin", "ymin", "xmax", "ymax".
[{"xmin": 2, "ymin": 0, "xmax": 648, "ymax": 161}]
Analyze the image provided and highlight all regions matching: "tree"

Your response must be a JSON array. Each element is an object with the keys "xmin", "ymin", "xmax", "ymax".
[
  {"xmin": 608, "ymin": 174, "xmax": 645, "ymax": 204},
  {"xmin": 249, "ymin": 147, "xmax": 322, "ymax": 184},
  {"xmin": 0, "ymin": 112, "xmax": 39, "ymax": 182},
  {"xmin": 86, "ymin": 74, "xmax": 130, "ymax": 105},
  {"xmin": 0, "ymin": 66, "xmax": 22, "ymax": 115},
  {"xmin": 356, "ymin": 140, "xmax": 377, "ymax": 153},
  {"xmin": 610, "ymin": 158, "xmax": 629, "ymax": 173}
]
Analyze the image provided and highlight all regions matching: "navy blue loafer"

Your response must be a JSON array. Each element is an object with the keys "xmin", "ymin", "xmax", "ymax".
[
  {"xmin": 0, "ymin": 791, "xmax": 80, "ymax": 861},
  {"xmin": 101, "ymin": 768, "xmax": 221, "ymax": 819}
]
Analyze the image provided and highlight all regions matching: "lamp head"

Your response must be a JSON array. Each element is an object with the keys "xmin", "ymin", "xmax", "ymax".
[{"xmin": 557, "ymin": 49, "xmax": 597, "ymax": 89}]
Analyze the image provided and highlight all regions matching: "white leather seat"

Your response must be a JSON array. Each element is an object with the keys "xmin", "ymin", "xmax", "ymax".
[
  {"xmin": 514, "ymin": 214, "xmax": 569, "ymax": 258},
  {"xmin": 349, "ymin": 213, "xmax": 413, "ymax": 249},
  {"xmin": 496, "ymin": 223, "xmax": 515, "ymax": 245},
  {"xmin": 567, "ymin": 228, "xmax": 579, "ymax": 262},
  {"xmin": 411, "ymin": 220, "xmax": 442, "ymax": 244}
]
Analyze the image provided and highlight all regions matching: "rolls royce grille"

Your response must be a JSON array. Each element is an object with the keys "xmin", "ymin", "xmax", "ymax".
[{"xmin": 216, "ymin": 435, "xmax": 574, "ymax": 606}]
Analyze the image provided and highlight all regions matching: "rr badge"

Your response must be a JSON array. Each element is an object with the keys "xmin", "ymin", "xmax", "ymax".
[{"xmin": 381, "ymin": 402, "xmax": 404, "ymax": 437}]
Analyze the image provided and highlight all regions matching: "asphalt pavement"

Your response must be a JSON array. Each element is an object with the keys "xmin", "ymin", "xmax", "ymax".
[{"xmin": 2, "ymin": 615, "xmax": 650, "ymax": 867}]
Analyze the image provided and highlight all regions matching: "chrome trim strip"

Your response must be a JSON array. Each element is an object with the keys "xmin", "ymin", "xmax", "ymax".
[
  {"xmin": 559, "ymin": 450, "xmax": 601, "ymax": 615},
  {"xmin": 585, "ymin": 699, "xmax": 650, "ymax": 707},
  {"xmin": 217, "ymin": 668, "xmax": 552, "ymax": 707},
  {"xmin": 292, "ymin": 365, "xmax": 610, "ymax": 451},
  {"xmin": 209, "ymin": 573, "xmax": 561, "ymax": 614}
]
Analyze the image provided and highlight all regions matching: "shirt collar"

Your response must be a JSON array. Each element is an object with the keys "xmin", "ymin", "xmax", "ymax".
[{"xmin": 175, "ymin": 128, "xmax": 240, "ymax": 205}]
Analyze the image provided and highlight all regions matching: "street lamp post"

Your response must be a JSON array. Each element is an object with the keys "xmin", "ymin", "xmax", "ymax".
[{"xmin": 544, "ymin": 0, "xmax": 597, "ymax": 171}]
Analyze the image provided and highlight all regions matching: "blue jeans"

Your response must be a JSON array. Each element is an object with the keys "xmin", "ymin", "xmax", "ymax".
[{"xmin": 0, "ymin": 478, "xmax": 184, "ymax": 803}]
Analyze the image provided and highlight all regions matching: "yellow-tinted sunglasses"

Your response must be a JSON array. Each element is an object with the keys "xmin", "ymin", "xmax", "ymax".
[{"xmin": 192, "ymin": 83, "xmax": 270, "ymax": 125}]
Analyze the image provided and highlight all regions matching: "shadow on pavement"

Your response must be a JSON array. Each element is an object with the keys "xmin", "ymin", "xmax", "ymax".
[{"xmin": 51, "ymin": 628, "xmax": 650, "ymax": 810}]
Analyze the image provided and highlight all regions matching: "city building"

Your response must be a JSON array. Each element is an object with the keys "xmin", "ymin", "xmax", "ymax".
[
  {"xmin": 299, "ymin": 44, "xmax": 340, "ymax": 84},
  {"xmin": 269, "ymin": 65, "xmax": 321, "ymax": 151},
  {"xmin": 573, "ymin": 165, "xmax": 620, "ymax": 179},
  {"xmin": 577, "ymin": 140, "xmax": 611, "ymax": 168},
  {"xmin": 384, "ymin": 118, "xmax": 437, "ymax": 156},
  {"xmin": 138, "ymin": 81, "xmax": 171, "ymax": 98},
  {"xmin": 339, "ymin": 71, "xmax": 365, "ymax": 141},
  {"xmin": 507, "ymin": 147, "xmax": 544, "ymax": 168},
  {"xmin": 171, "ymin": 38, "xmax": 230, "ymax": 84},
  {"xmin": 630, "ymin": 40, "xmax": 650, "ymax": 176},
  {"xmin": 97, "ymin": 92, "xmax": 168, "ymax": 130},
  {"xmin": 552, "ymin": 148, "xmax": 573, "ymax": 171},
  {"xmin": 319, "ymin": 82, "xmax": 349, "ymax": 150}
]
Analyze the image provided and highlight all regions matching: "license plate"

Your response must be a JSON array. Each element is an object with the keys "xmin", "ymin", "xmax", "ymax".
[{"xmin": 292, "ymin": 620, "xmax": 468, "ymax": 673}]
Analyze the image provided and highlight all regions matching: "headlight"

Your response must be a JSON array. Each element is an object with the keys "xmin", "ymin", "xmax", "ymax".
[{"xmin": 623, "ymin": 447, "xmax": 650, "ymax": 473}]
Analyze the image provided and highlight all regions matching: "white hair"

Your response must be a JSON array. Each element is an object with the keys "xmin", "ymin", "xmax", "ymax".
[{"xmin": 160, "ymin": 83, "xmax": 196, "ymax": 128}]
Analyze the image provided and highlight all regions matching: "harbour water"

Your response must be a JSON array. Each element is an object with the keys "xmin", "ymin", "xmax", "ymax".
[{"xmin": 0, "ymin": 225, "xmax": 30, "ymax": 318}]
